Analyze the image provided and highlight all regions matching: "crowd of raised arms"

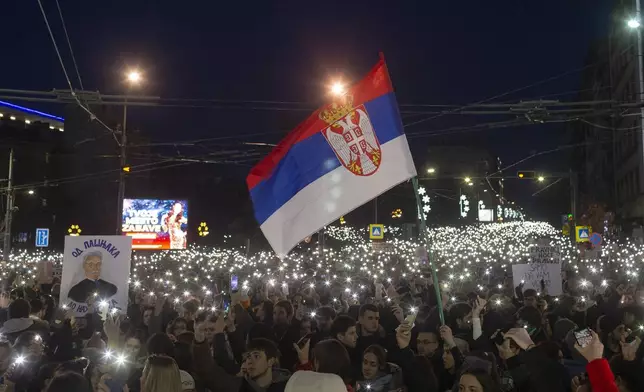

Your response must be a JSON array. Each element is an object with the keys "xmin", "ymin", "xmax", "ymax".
[{"xmin": 0, "ymin": 274, "xmax": 640, "ymax": 392}]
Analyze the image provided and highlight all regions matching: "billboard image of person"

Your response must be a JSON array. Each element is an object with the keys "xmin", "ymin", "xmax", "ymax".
[{"xmin": 122, "ymin": 199, "xmax": 188, "ymax": 250}]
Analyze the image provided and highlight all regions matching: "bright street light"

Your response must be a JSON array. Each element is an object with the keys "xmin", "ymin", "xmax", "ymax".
[
  {"xmin": 427, "ymin": 167, "xmax": 436, "ymax": 174},
  {"xmin": 27, "ymin": 190, "xmax": 34, "ymax": 195},
  {"xmin": 126, "ymin": 70, "xmax": 142, "ymax": 85},
  {"xmin": 464, "ymin": 177, "xmax": 471, "ymax": 183},
  {"xmin": 330, "ymin": 81, "xmax": 346, "ymax": 96},
  {"xmin": 537, "ymin": 176, "xmax": 545, "ymax": 182},
  {"xmin": 628, "ymin": 18, "xmax": 641, "ymax": 29}
]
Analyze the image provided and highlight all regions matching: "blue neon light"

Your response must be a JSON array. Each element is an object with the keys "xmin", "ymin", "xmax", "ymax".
[{"xmin": 0, "ymin": 100, "xmax": 64, "ymax": 122}]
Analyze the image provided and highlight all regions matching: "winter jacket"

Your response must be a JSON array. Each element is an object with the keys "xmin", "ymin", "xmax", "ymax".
[
  {"xmin": 0, "ymin": 318, "xmax": 49, "ymax": 344},
  {"xmin": 355, "ymin": 362, "xmax": 404, "ymax": 392},
  {"xmin": 193, "ymin": 338, "xmax": 291, "ymax": 392},
  {"xmin": 586, "ymin": 359, "xmax": 618, "ymax": 392}
]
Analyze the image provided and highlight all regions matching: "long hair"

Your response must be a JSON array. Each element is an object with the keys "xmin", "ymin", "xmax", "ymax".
[
  {"xmin": 45, "ymin": 371, "xmax": 92, "ymax": 392},
  {"xmin": 459, "ymin": 368, "xmax": 500, "ymax": 392},
  {"xmin": 312, "ymin": 339, "xmax": 351, "ymax": 383},
  {"xmin": 141, "ymin": 355, "xmax": 182, "ymax": 392},
  {"xmin": 363, "ymin": 345, "xmax": 387, "ymax": 371}
]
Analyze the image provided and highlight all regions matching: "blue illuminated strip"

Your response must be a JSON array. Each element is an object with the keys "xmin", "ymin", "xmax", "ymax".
[{"xmin": 0, "ymin": 100, "xmax": 64, "ymax": 122}]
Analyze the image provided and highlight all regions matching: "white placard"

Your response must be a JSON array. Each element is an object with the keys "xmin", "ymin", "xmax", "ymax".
[
  {"xmin": 478, "ymin": 209, "xmax": 494, "ymax": 222},
  {"xmin": 512, "ymin": 259, "xmax": 562, "ymax": 296},
  {"xmin": 61, "ymin": 236, "xmax": 132, "ymax": 316},
  {"xmin": 529, "ymin": 243, "xmax": 561, "ymax": 264}
]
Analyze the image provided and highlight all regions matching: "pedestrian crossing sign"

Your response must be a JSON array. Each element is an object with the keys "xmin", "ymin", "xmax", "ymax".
[
  {"xmin": 369, "ymin": 224, "xmax": 384, "ymax": 240},
  {"xmin": 576, "ymin": 226, "xmax": 591, "ymax": 243}
]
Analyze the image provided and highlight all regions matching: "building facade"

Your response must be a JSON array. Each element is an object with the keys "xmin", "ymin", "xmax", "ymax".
[{"xmin": 574, "ymin": 0, "xmax": 644, "ymax": 221}]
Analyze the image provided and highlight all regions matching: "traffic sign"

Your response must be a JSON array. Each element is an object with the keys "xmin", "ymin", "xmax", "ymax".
[
  {"xmin": 562, "ymin": 223, "xmax": 570, "ymax": 236},
  {"xmin": 576, "ymin": 226, "xmax": 590, "ymax": 243},
  {"xmin": 369, "ymin": 224, "xmax": 384, "ymax": 240},
  {"xmin": 35, "ymin": 228, "xmax": 49, "ymax": 248},
  {"xmin": 589, "ymin": 232, "xmax": 602, "ymax": 246}
]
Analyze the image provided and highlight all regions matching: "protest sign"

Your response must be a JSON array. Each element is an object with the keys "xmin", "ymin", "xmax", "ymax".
[
  {"xmin": 60, "ymin": 236, "xmax": 132, "ymax": 316},
  {"xmin": 512, "ymin": 242, "xmax": 562, "ymax": 296}
]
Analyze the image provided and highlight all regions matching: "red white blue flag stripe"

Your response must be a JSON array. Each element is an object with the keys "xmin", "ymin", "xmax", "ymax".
[{"xmin": 247, "ymin": 58, "xmax": 416, "ymax": 256}]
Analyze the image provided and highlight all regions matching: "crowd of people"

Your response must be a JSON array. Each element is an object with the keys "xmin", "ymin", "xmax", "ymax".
[{"xmin": 0, "ymin": 270, "xmax": 638, "ymax": 392}]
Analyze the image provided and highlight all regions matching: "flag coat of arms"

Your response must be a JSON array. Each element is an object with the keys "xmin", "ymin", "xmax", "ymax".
[{"xmin": 247, "ymin": 58, "xmax": 417, "ymax": 256}]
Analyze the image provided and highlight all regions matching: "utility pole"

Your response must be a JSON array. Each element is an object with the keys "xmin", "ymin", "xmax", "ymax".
[
  {"xmin": 374, "ymin": 197, "xmax": 378, "ymax": 223},
  {"xmin": 635, "ymin": 0, "xmax": 644, "ymax": 194},
  {"xmin": 116, "ymin": 101, "xmax": 127, "ymax": 234},
  {"xmin": 3, "ymin": 149, "xmax": 14, "ymax": 261},
  {"xmin": 569, "ymin": 170, "xmax": 578, "ymax": 246}
]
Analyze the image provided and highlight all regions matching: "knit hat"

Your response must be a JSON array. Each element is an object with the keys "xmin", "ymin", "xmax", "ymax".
[
  {"xmin": 179, "ymin": 370, "xmax": 195, "ymax": 391},
  {"xmin": 599, "ymin": 315, "xmax": 622, "ymax": 335},
  {"xmin": 553, "ymin": 318, "xmax": 577, "ymax": 342},
  {"xmin": 285, "ymin": 371, "xmax": 347, "ymax": 392}
]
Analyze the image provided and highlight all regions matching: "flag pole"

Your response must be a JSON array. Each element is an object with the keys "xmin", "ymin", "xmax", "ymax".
[{"xmin": 411, "ymin": 176, "xmax": 445, "ymax": 325}]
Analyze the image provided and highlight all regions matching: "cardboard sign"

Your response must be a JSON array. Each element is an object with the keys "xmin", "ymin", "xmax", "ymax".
[{"xmin": 60, "ymin": 236, "xmax": 132, "ymax": 316}]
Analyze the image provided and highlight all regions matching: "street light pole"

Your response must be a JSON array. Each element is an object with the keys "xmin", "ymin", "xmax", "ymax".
[
  {"xmin": 115, "ymin": 69, "xmax": 141, "ymax": 235},
  {"xmin": 635, "ymin": 0, "xmax": 644, "ymax": 179},
  {"xmin": 3, "ymin": 149, "xmax": 14, "ymax": 261},
  {"xmin": 116, "ymin": 99, "xmax": 127, "ymax": 234}
]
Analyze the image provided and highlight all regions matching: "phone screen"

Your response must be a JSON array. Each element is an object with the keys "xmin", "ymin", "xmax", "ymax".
[
  {"xmin": 574, "ymin": 328, "xmax": 593, "ymax": 348},
  {"xmin": 297, "ymin": 333, "xmax": 313, "ymax": 348},
  {"xmin": 230, "ymin": 275, "xmax": 238, "ymax": 291}
]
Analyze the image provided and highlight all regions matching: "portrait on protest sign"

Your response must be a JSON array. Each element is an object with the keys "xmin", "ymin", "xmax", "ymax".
[{"xmin": 60, "ymin": 236, "xmax": 132, "ymax": 316}]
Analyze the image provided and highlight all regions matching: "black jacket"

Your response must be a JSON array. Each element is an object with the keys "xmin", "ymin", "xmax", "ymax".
[{"xmin": 68, "ymin": 278, "xmax": 117, "ymax": 303}]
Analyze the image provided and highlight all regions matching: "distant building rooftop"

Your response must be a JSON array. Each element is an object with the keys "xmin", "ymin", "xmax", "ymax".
[{"xmin": 0, "ymin": 100, "xmax": 64, "ymax": 132}]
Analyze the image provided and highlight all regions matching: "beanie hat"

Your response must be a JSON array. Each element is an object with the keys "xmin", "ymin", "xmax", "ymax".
[{"xmin": 553, "ymin": 318, "xmax": 577, "ymax": 342}]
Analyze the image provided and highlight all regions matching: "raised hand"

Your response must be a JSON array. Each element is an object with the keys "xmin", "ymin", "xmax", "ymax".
[
  {"xmin": 472, "ymin": 296, "xmax": 487, "ymax": 318},
  {"xmin": 104, "ymin": 314, "xmax": 121, "ymax": 346},
  {"xmin": 293, "ymin": 339, "xmax": 310, "ymax": 365},
  {"xmin": 575, "ymin": 330, "xmax": 604, "ymax": 363},
  {"xmin": 620, "ymin": 336, "xmax": 641, "ymax": 361},
  {"xmin": 440, "ymin": 325, "xmax": 456, "ymax": 349},
  {"xmin": 214, "ymin": 314, "xmax": 226, "ymax": 334},
  {"xmin": 503, "ymin": 328, "xmax": 535, "ymax": 350},
  {"xmin": 396, "ymin": 322, "xmax": 412, "ymax": 349},
  {"xmin": 391, "ymin": 304, "xmax": 405, "ymax": 324}
]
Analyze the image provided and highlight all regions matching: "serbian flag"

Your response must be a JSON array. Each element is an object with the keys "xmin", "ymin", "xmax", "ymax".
[{"xmin": 247, "ymin": 58, "xmax": 417, "ymax": 256}]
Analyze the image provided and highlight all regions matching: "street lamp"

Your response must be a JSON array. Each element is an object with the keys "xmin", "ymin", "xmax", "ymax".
[
  {"xmin": 537, "ymin": 176, "xmax": 545, "ymax": 182},
  {"xmin": 330, "ymin": 81, "xmax": 346, "ymax": 97},
  {"xmin": 27, "ymin": 190, "xmax": 34, "ymax": 195},
  {"xmin": 116, "ymin": 69, "xmax": 144, "ymax": 234},
  {"xmin": 427, "ymin": 167, "xmax": 436, "ymax": 174},
  {"xmin": 464, "ymin": 177, "xmax": 471, "ymax": 183},
  {"xmin": 126, "ymin": 70, "xmax": 142, "ymax": 85}
]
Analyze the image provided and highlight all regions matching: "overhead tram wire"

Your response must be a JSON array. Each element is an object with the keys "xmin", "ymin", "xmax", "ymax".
[
  {"xmin": 35, "ymin": 0, "xmax": 120, "ymax": 146},
  {"xmin": 54, "ymin": 0, "xmax": 84, "ymax": 91},
  {"xmin": 401, "ymin": 43, "xmax": 638, "ymax": 129}
]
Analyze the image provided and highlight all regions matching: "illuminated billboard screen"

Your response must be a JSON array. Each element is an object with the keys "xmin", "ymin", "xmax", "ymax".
[{"xmin": 122, "ymin": 199, "xmax": 188, "ymax": 250}]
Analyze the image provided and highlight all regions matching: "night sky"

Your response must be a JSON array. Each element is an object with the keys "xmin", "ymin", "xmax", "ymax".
[{"xmin": 1, "ymin": 1, "xmax": 613, "ymax": 223}]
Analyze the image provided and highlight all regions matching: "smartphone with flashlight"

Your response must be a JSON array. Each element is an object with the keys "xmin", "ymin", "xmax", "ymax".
[
  {"xmin": 574, "ymin": 328, "xmax": 593, "ymax": 348},
  {"xmin": 230, "ymin": 275, "xmax": 239, "ymax": 292},
  {"xmin": 404, "ymin": 313, "xmax": 417, "ymax": 326},
  {"xmin": 297, "ymin": 333, "xmax": 313, "ymax": 349}
]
